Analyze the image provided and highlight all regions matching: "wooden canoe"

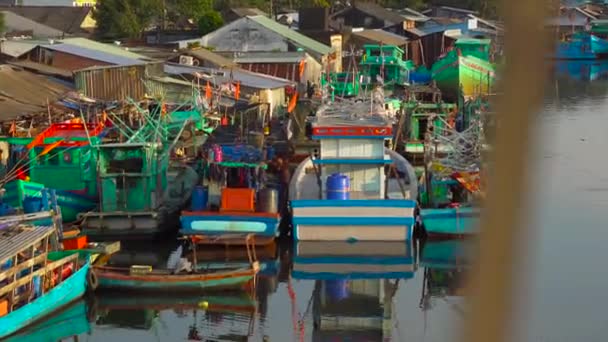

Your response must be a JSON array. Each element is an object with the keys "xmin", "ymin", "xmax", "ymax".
[{"xmin": 93, "ymin": 262, "xmax": 259, "ymax": 292}]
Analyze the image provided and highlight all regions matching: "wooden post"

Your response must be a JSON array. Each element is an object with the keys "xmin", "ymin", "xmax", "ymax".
[{"xmin": 191, "ymin": 238, "xmax": 197, "ymax": 273}]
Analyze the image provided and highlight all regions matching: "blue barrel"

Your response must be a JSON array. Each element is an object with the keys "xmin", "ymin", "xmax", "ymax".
[
  {"xmin": 190, "ymin": 186, "xmax": 209, "ymax": 211},
  {"xmin": 0, "ymin": 202, "xmax": 16, "ymax": 216},
  {"xmin": 23, "ymin": 196, "xmax": 43, "ymax": 214},
  {"xmin": 266, "ymin": 145, "xmax": 276, "ymax": 160},
  {"xmin": 325, "ymin": 280, "xmax": 349, "ymax": 301},
  {"xmin": 326, "ymin": 173, "xmax": 350, "ymax": 200}
]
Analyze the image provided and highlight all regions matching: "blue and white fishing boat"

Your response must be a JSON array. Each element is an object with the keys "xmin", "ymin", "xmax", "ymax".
[
  {"xmin": 0, "ymin": 224, "xmax": 92, "ymax": 339},
  {"xmin": 550, "ymin": 31, "xmax": 608, "ymax": 60},
  {"xmin": 289, "ymin": 93, "xmax": 418, "ymax": 241}
]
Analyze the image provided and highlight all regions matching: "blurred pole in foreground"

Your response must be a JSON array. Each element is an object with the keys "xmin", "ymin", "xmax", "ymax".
[{"xmin": 463, "ymin": 1, "xmax": 548, "ymax": 342}]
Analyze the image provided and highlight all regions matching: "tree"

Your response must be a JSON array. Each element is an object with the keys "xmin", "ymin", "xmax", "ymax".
[
  {"xmin": 198, "ymin": 11, "xmax": 224, "ymax": 36},
  {"xmin": 93, "ymin": 0, "xmax": 162, "ymax": 39},
  {"xmin": 169, "ymin": 0, "xmax": 214, "ymax": 20},
  {"xmin": 0, "ymin": 11, "xmax": 5, "ymax": 36}
]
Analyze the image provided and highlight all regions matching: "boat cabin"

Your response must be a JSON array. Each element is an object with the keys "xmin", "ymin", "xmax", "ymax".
[
  {"xmin": 453, "ymin": 38, "xmax": 492, "ymax": 60},
  {"xmin": 320, "ymin": 72, "xmax": 361, "ymax": 98},
  {"xmin": 359, "ymin": 44, "xmax": 415, "ymax": 88}
]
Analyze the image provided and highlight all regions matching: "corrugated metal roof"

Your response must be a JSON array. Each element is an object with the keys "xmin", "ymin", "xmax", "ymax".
[
  {"xmin": 164, "ymin": 63, "xmax": 295, "ymax": 89},
  {"xmin": 186, "ymin": 48, "xmax": 236, "ymax": 67},
  {"xmin": 352, "ymin": 29, "xmax": 409, "ymax": 46},
  {"xmin": 1, "ymin": 10, "xmax": 66, "ymax": 38},
  {"xmin": 44, "ymin": 43, "xmax": 147, "ymax": 66},
  {"xmin": 247, "ymin": 15, "xmax": 332, "ymax": 56},
  {"xmin": 58, "ymin": 38, "xmax": 153, "ymax": 61},
  {"xmin": 0, "ymin": 225, "xmax": 55, "ymax": 263},
  {"xmin": 0, "ymin": 40, "xmax": 39, "ymax": 57},
  {"xmin": 74, "ymin": 63, "xmax": 163, "ymax": 101}
]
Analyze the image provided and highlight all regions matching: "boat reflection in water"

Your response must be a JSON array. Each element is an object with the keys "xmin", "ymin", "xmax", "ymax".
[
  {"xmin": 418, "ymin": 240, "xmax": 475, "ymax": 322},
  {"xmin": 553, "ymin": 60, "xmax": 608, "ymax": 82},
  {"xmin": 93, "ymin": 292, "xmax": 258, "ymax": 341},
  {"xmin": 292, "ymin": 241, "xmax": 416, "ymax": 341},
  {"xmin": 3, "ymin": 299, "xmax": 92, "ymax": 342}
]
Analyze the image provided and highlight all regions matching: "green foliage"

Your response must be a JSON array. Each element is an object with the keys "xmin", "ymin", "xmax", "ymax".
[
  {"xmin": 168, "ymin": 0, "xmax": 214, "ymax": 20},
  {"xmin": 198, "ymin": 11, "xmax": 224, "ymax": 36},
  {"xmin": 93, "ymin": 0, "xmax": 162, "ymax": 39},
  {"xmin": 0, "ymin": 11, "xmax": 5, "ymax": 35}
]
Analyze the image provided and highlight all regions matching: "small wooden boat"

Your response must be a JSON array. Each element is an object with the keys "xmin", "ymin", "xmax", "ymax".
[
  {"xmin": 0, "ymin": 225, "xmax": 92, "ymax": 339},
  {"xmin": 93, "ymin": 235, "xmax": 260, "ymax": 292},
  {"xmin": 93, "ymin": 264, "xmax": 258, "ymax": 292}
]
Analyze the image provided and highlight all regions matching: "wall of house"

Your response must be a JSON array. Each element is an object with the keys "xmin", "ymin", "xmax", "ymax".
[
  {"xmin": 27, "ymin": 47, "xmax": 112, "ymax": 71},
  {"xmin": 239, "ymin": 56, "xmax": 322, "ymax": 86},
  {"xmin": 200, "ymin": 18, "xmax": 289, "ymax": 53}
]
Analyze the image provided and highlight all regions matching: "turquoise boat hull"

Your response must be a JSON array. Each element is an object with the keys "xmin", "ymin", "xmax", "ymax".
[
  {"xmin": 419, "ymin": 240, "xmax": 475, "ymax": 269},
  {"xmin": 98, "ymin": 274, "xmax": 254, "ymax": 291},
  {"xmin": 420, "ymin": 207, "xmax": 481, "ymax": 236},
  {"xmin": 180, "ymin": 211, "xmax": 281, "ymax": 238},
  {"xmin": 3, "ymin": 180, "xmax": 96, "ymax": 223},
  {"xmin": 0, "ymin": 263, "xmax": 90, "ymax": 339},
  {"xmin": 2, "ymin": 300, "xmax": 91, "ymax": 342}
]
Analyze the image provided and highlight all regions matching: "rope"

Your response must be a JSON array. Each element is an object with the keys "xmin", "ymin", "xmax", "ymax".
[{"xmin": 286, "ymin": 278, "xmax": 305, "ymax": 342}]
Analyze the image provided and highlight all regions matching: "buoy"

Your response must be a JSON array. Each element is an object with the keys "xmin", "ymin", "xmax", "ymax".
[{"xmin": 87, "ymin": 270, "xmax": 99, "ymax": 292}]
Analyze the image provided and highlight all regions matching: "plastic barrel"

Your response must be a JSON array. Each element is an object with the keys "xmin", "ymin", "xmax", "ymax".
[
  {"xmin": 190, "ymin": 186, "xmax": 209, "ymax": 211},
  {"xmin": 23, "ymin": 196, "xmax": 42, "ymax": 214},
  {"xmin": 326, "ymin": 173, "xmax": 350, "ymax": 200},
  {"xmin": 257, "ymin": 188, "xmax": 279, "ymax": 213},
  {"xmin": 266, "ymin": 145, "xmax": 276, "ymax": 160},
  {"xmin": 324, "ymin": 280, "xmax": 349, "ymax": 301}
]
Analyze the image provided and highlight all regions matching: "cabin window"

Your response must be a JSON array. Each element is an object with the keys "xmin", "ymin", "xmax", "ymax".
[
  {"xmin": 108, "ymin": 158, "xmax": 144, "ymax": 173},
  {"xmin": 63, "ymin": 152, "xmax": 72, "ymax": 164}
]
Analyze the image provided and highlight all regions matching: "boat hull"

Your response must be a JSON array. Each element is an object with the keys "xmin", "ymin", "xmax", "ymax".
[
  {"xmin": 420, "ymin": 240, "xmax": 474, "ymax": 269},
  {"xmin": 420, "ymin": 207, "xmax": 481, "ymax": 236},
  {"xmin": 432, "ymin": 55, "xmax": 495, "ymax": 98},
  {"xmin": 0, "ymin": 263, "xmax": 90, "ymax": 339},
  {"xmin": 290, "ymin": 199, "xmax": 416, "ymax": 241},
  {"xmin": 3, "ymin": 180, "xmax": 96, "ymax": 223},
  {"xmin": 78, "ymin": 209, "xmax": 175, "ymax": 240},
  {"xmin": 180, "ymin": 211, "xmax": 281, "ymax": 238},
  {"xmin": 94, "ymin": 267, "xmax": 257, "ymax": 292}
]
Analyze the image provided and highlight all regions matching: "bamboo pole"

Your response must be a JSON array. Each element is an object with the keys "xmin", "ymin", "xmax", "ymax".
[{"xmin": 463, "ymin": 1, "xmax": 548, "ymax": 342}]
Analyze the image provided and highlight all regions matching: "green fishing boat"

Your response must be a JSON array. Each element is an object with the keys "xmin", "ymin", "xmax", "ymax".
[
  {"xmin": 359, "ymin": 44, "xmax": 415, "ymax": 89},
  {"xmin": 0, "ymin": 123, "xmax": 106, "ymax": 222},
  {"xmin": 431, "ymin": 38, "xmax": 496, "ymax": 99},
  {"xmin": 321, "ymin": 71, "xmax": 361, "ymax": 98},
  {"xmin": 78, "ymin": 97, "xmax": 211, "ymax": 239}
]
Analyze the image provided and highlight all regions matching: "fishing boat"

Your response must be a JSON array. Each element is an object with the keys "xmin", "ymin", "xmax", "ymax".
[
  {"xmin": 289, "ymin": 91, "xmax": 419, "ymax": 242},
  {"xmin": 320, "ymin": 71, "xmax": 361, "ymax": 98},
  {"xmin": 431, "ymin": 38, "xmax": 496, "ymax": 99},
  {"xmin": 550, "ymin": 31, "xmax": 608, "ymax": 60},
  {"xmin": 3, "ymin": 299, "xmax": 91, "ymax": 342},
  {"xmin": 92, "ymin": 236, "xmax": 259, "ymax": 292},
  {"xmin": 180, "ymin": 143, "xmax": 281, "ymax": 243},
  {"xmin": 78, "ymin": 101, "xmax": 204, "ymax": 239},
  {"xmin": 359, "ymin": 44, "xmax": 415, "ymax": 91},
  {"xmin": 78, "ymin": 142, "xmax": 198, "ymax": 239},
  {"xmin": 0, "ymin": 122, "xmax": 106, "ymax": 222},
  {"xmin": 0, "ymin": 225, "xmax": 93, "ymax": 339}
]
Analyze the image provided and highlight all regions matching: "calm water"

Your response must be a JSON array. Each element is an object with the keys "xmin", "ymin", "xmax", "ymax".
[{"xmin": 16, "ymin": 60, "xmax": 608, "ymax": 342}]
